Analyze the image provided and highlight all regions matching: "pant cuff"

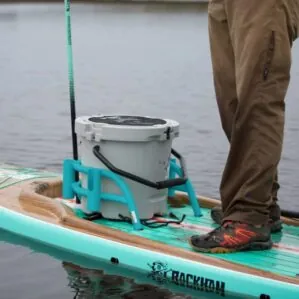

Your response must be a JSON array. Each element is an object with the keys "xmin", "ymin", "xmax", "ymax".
[{"xmin": 222, "ymin": 210, "xmax": 269, "ymax": 226}]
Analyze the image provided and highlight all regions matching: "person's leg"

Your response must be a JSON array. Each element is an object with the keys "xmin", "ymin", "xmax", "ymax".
[
  {"xmin": 269, "ymin": 172, "xmax": 281, "ymax": 221},
  {"xmin": 211, "ymin": 170, "xmax": 282, "ymax": 232},
  {"xmin": 208, "ymin": 0, "xmax": 282, "ymax": 228},
  {"xmin": 207, "ymin": 0, "xmax": 238, "ymax": 143},
  {"xmin": 219, "ymin": 0, "xmax": 294, "ymax": 226},
  {"xmin": 190, "ymin": 0, "xmax": 297, "ymax": 253}
]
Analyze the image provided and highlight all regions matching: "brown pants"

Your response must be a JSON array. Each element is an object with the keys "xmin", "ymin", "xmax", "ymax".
[{"xmin": 209, "ymin": 0, "xmax": 299, "ymax": 225}]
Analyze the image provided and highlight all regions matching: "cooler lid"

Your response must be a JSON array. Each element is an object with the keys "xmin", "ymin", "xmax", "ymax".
[{"xmin": 75, "ymin": 114, "xmax": 180, "ymax": 142}]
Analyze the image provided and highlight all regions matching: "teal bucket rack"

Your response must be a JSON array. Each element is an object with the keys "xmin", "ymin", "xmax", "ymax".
[{"xmin": 62, "ymin": 146, "xmax": 202, "ymax": 230}]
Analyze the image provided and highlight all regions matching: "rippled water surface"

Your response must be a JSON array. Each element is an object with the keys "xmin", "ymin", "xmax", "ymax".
[{"xmin": 0, "ymin": 3, "xmax": 299, "ymax": 298}]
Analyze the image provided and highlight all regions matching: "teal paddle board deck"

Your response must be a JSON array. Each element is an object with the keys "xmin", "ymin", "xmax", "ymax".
[{"xmin": 0, "ymin": 165, "xmax": 299, "ymax": 299}]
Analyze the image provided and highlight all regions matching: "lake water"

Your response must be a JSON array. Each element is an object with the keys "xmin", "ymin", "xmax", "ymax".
[{"xmin": 0, "ymin": 2, "xmax": 299, "ymax": 298}]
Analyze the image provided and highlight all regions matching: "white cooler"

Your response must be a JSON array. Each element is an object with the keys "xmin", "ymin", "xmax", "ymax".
[{"xmin": 75, "ymin": 114, "xmax": 180, "ymax": 220}]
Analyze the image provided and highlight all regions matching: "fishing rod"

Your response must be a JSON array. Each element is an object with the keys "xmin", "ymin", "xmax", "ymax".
[{"xmin": 64, "ymin": 0, "xmax": 80, "ymax": 204}]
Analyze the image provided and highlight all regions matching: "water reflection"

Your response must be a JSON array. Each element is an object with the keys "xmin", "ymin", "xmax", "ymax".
[{"xmin": 64, "ymin": 262, "xmax": 191, "ymax": 299}]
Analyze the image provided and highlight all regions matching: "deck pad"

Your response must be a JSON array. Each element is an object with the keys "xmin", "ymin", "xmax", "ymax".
[{"xmin": 73, "ymin": 204, "xmax": 299, "ymax": 280}]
